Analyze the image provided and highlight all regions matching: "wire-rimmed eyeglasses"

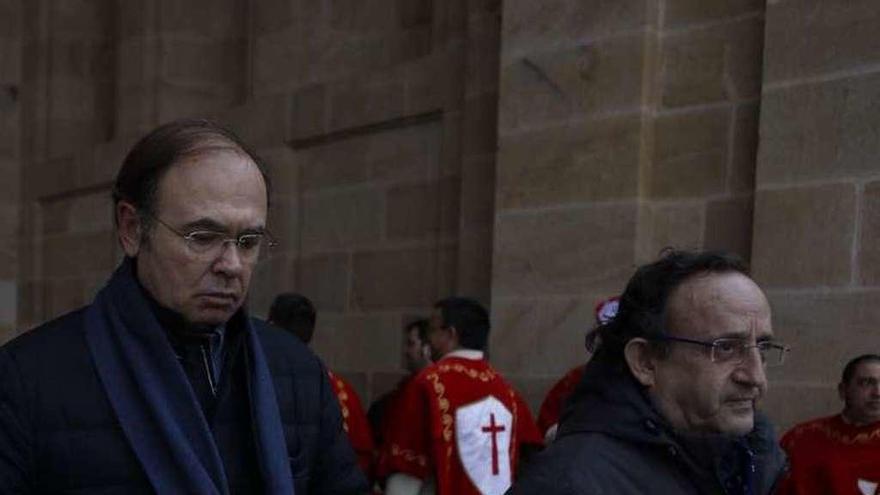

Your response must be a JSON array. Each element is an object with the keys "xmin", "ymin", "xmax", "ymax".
[
  {"xmin": 654, "ymin": 335, "xmax": 790, "ymax": 367},
  {"xmin": 149, "ymin": 215, "xmax": 277, "ymax": 260}
]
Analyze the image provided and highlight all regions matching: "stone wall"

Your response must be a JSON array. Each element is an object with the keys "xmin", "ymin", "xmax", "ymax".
[
  {"xmin": 491, "ymin": 0, "xmax": 766, "ymax": 410},
  {"xmin": 753, "ymin": 0, "xmax": 880, "ymax": 430},
  {"xmin": 0, "ymin": 0, "xmax": 20, "ymax": 342}
]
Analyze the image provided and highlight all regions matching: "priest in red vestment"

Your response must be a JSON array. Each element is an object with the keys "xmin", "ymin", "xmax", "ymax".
[
  {"xmin": 777, "ymin": 354, "xmax": 880, "ymax": 495},
  {"xmin": 536, "ymin": 296, "xmax": 618, "ymax": 441},
  {"xmin": 379, "ymin": 297, "xmax": 543, "ymax": 495},
  {"xmin": 269, "ymin": 293, "xmax": 375, "ymax": 481}
]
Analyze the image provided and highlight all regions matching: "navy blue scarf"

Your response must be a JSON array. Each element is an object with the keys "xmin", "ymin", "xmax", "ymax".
[{"xmin": 83, "ymin": 261, "xmax": 295, "ymax": 494}]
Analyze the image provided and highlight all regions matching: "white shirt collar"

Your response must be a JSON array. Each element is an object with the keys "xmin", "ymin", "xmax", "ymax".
[{"xmin": 442, "ymin": 349, "xmax": 484, "ymax": 361}]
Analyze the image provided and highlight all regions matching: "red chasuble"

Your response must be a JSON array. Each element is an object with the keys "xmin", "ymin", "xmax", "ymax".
[
  {"xmin": 379, "ymin": 356, "xmax": 543, "ymax": 495},
  {"xmin": 536, "ymin": 364, "xmax": 585, "ymax": 436},
  {"xmin": 328, "ymin": 370, "xmax": 375, "ymax": 481},
  {"xmin": 777, "ymin": 414, "xmax": 880, "ymax": 495}
]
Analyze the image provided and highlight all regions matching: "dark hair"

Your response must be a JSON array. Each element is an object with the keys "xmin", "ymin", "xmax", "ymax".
[
  {"xmin": 841, "ymin": 354, "xmax": 880, "ymax": 385},
  {"xmin": 435, "ymin": 297, "xmax": 490, "ymax": 351},
  {"xmin": 268, "ymin": 293, "xmax": 317, "ymax": 344},
  {"xmin": 406, "ymin": 318, "xmax": 430, "ymax": 343},
  {"xmin": 590, "ymin": 249, "xmax": 749, "ymax": 368},
  {"xmin": 112, "ymin": 118, "xmax": 271, "ymax": 232}
]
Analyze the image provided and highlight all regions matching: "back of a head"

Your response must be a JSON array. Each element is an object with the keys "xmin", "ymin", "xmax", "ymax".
[
  {"xmin": 269, "ymin": 293, "xmax": 317, "ymax": 345},
  {"xmin": 592, "ymin": 249, "xmax": 749, "ymax": 370},
  {"xmin": 112, "ymin": 118, "xmax": 270, "ymax": 231},
  {"xmin": 436, "ymin": 297, "xmax": 490, "ymax": 351}
]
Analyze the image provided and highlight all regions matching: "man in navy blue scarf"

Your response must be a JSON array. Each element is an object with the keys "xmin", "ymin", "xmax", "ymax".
[{"xmin": 0, "ymin": 119, "xmax": 368, "ymax": 494}]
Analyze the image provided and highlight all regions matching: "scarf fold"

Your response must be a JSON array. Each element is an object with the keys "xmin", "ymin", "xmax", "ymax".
[{"xmin": 83, "ymin": 260, "xmax": 295, "ymax": 494}]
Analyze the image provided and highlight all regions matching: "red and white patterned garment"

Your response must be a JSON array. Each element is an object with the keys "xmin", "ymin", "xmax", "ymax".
[{"xmin": 328, "ymin": 369, "xmax": 375, "ymax": 482}]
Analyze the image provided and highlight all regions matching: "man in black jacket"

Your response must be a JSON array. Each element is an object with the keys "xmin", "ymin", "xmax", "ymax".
[
  {"xmin": 0, "ymin": 119, "xmax": 368, "ymax": 494},
  {"xmin": 509, "ymin": 250, "xmax": 789, "ymax": 495}
]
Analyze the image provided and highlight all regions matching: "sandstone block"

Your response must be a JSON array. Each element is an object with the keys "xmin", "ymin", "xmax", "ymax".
[
  {"xmin": 730, "ymin": 103, "xmax": 759, "ymax": 193},
  {"xmin": 222, "ymin": 96, "xmax": 290, "ymax": 149},
  {"xmin": 259, "ymin": 146, "xmax": 299, "ymax": 197},
  {"xmin": 639, "ymin": 203, "xmax": 704, "ymax": 259},
  {"xmin": 351, "ymin": 245, "xmax": 456, "ymax": 310},
  {"xmin": 752, "ymin": 184, "xmax": 855, "ymax": 287},
  {"xmin": 311, "ymin": 313, "xmax": 402, "ymax": 372},
  {"xmin": 660, "ymin": 17, "xmax": 763, "ymax": 108},
  {"xmin": 52, "ymin": 0, "xmax": 110, "ymax": 36},
  {"xmin": 493, "ymin": 204, "xmax": 637, "ymax": 297},
  {"xmin": 300, "ymin": 188, "xmax": 383, "ymax": 253},
  {"xmin": 296, "ymin": 253, "xmax": 350, "ymax": 313},
  {"xmin": 0, "ymin": 39, "xmax": 21, "ymax": 84},
  {"xmin": 368, "ymin": 121, "xmax": 442, "ymax": 184},
  {"xmin": 156, "ymin": 82, "xmax": 236, "ymax": 124},
  {"xmin": 329, "ymin": 0, "xmax": 399, "ymax": 32},
  {"xmin": 499, "ymin": 33, "xmax": 645, "ymax": 132},
  {"xmin": 0, "ymin": 0, "xmax": 21, "ymax": 38},
  {"xmin": 490, "ymin": 297, "xmax": 600, "ymax": 375},
  {"xmin": 252, "ymin": 28, "xmax": 308, "ymax": 97},
  {"xmin": 159, "ymin": 0, "xmax": 239, "ymax": 36},
  {"xmin": 857, "ymin": 181, "xmax": 880, "ymax": 285},
  {"xmin": 497, "ymin": 116, "xmax": 641, "ymax": 209},
  {"xmin": 386, "ymin": 177, "xmax": 460, "ymax": 240},
  {"xmin": 465, "ymin": 14, "xmax": 501, "ymax": 95},
  {"xmin": 45, "ymin": 277, "xmax": 86, "ymax": 322},
  {"xmin": 762, "ymin": 382, "xmax": 839, "ymax": 434},
  {"xmin": 704, "ymin": 195, "xmax": 753, "ymax": 261},
  {"xmin": 289, "ymin": 83, "xmax": 326, "ymax": 141},
  {"xmin": 326, "ymin": 74, "xmax": 407, "ymax": 133},
  {"xmin": 462, "ymin": 93, "xmax": 498, "ymax": 157},
  {"xmin": 502, "ymin": 0, "xmax": 647, "ymax": 58},
  {"xmin": 663, "ymin": 0, "xmax": 763, "ymax": 29},
  {"xmin": 0, "ymin": 238, "xmax": 14, "ymax": 279},
  {"xmin": 161, "ymin": 37, "xmax": 243, "ymax": 88},
  {"xmin": 757, "ymin": 73, "xmax": 880, "ymax": 184},
  {"xmin": 266, "ymin": 196, "xmax": 299, "ymax": 251},
  {"xmin": 246, "ymin": 254, "xmax": 295, "ymax": 318},
  {"xmin": 764, "ymin": 0, "xmax": 880, "ymax": 83},
  {"xmin": 297, "ymin": 138, "xmax": 370, "ymax": 191},
  {"xmin": 650, "ymin": 107, "xmax": 730, "ymax": 198},
  {"xmin": 459, "ymin": 155, "xmax": 495, "ymax": 231}
]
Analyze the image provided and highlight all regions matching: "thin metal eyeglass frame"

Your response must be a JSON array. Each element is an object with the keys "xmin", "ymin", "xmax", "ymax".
[
  {"xmin": 653, "ymin": 335, "xmax": 790, "ymax": 367},
  {"xmin": 147, "ymin": 214, "xmax": 278, "ymax": 256}
]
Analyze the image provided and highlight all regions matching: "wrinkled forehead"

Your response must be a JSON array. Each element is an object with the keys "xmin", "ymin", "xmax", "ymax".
[
  {"xmin": 852, "ymin": 361, "xmax": 880, "ymax": 380},
  {"xmin": 666, "ymin": 271, "xmax": 772, "ymax": 338}
]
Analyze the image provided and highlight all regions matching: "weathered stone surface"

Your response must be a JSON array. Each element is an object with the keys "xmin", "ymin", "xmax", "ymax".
[
  {"xmin": 650, "ymin": 107, "xmax": 730, "ymax": 198},
  {"xmin": 459, "ymin": 155, "xmax": 494, "ymax": 231},
  {"xmin": 499, "ymin": 33, "xmax": 645, "ymax": 132},
  {"xmin": 660, "ymin": 17, "xmax": 763, "ymax": 108},
  {"xmin": 326, "ymin": 74, "xmax": 407, "ymax": 132},
  {"xmin": 386, "ymin": 177, "xmax": 460, "ymax": 240},
  {"xmin": 502, "ymin": 374, "xmax": 559, "ymax": 414},
  {"xmin": 266, "ymin": 196, "xmax": 299, "ymax": 251},
  {"xmin": 752, "ymin": 184, "xmax": 856, "ymax": 288},
  {"xmin": 762, "ymin": 381, "xmax": 839, "ymax": 434},
  {"xmin": 462, "ymin": 93, "xmax": 498, "ymax": 156},
  {"xmin": 44, "ymin": 277, "xmax": 86, "ymax": 321},
  {"xmin": 502, "ymin": 0, "xmax": 648, "ymax": 58},
  {"xmin": 300, "ymin": 188, "xmax": 384, "ymax": 253},
  {"xmin": 704, "ymin": 195, "xmax": 753, "ymax": 261},
  {"xmin": 491, "ymin": 296, "xmax": 600, "ymax": 375},
  {"xmin": 764, "ymin": 0, "xmax": 880, "ymax": 83},
  {"xmin": 221, "ymin": 96, "xmax": 290, "ymax": 148},
  {"xmin": 159, "ymin": 0, "xmax": 239, "ymax": 36},
  {"xmin": 0, "ymin": 238, "xmax": 14, "ymax": 279},
  {"xmin": 639, "ymin": 202, "xmax": 704, "ymax": 258},
  {"xmin": 0, "ymin": 0, "xmax": 22, "ymax": 38},
  {"xmin": 296, "ymin": 253, "xmax": 350, "ymax": 313},
  {"xmin": 465, "ymin": 13, "xmax": 501, "ymax": 95},
  {"xmin": 730, "ymin": 103, "xmax": 759, "ymax": 193},
  {"xmin": 259, "ymin": 146, "xmax": 299, "ymax": 197},
  {"xmin": 0, "ymin": 39, "xmax": 21, "ymax": 84},
  {"xmin": 311, "ymin": 312, "xmax": 402, "ymax": 371},
  {"xmin": 497, "ymin": 116, "xmax": 641, "ymax": 209},
  {"xmin": 493, "ymin": 204, "xmax": 637, "ymax": 297},
  {"xmin": 329, "ymin": 0, "xmax": 400, "ymax": 32},
  {"xmin": 663, "ymin": 0, "xmax": 763, "ymax": 28},
  {"xmin": 157, "ymin": 82, "xmax": 236, "ymax": 124},
  {"xmin": 857, "ymin": 181, "xmax": 880, "ymax": 285},
  {"xmin": 758, "ymin": 73, "xmax": 880, "ymax": 185},
  {"xmin": 246, "ymin": 254, "xmax": 295, "ymax": 318},
  {"xmin": 351, "ymin": 245, "xmax": 456, "ymax": 310},
  {"xmin": 289, "ymin": 83, "xmax": 326, "ymax": 141}
]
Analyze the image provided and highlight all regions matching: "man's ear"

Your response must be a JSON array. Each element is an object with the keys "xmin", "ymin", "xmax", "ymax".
[
  {"xmin": 624, "ymin": 338, "xmax": 658, "ymax": 387},
  {"xmin": 116, "ymin": 201, "xmax": 143, "ymax": 257},
  {"xmin": 446, "ymin": 325, "xmax": 460, "ymax": 348}
]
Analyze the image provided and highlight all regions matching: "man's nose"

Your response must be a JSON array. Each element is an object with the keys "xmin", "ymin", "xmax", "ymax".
[
  {"xmin": 213, "ymin": 240, "xmax": 244, "ymax": 275},
  {"xmin": 734, "ymin": 346, "xmax": 768, "ymax": 389}
]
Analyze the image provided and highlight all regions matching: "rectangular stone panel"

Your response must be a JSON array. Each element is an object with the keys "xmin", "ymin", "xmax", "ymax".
[
  {"xmin": 499, "ymin": 33, "xmax": 646, "ymax": 132},
  {"xmin": 326, "ymin": 74, "xmax": 407, "ymax": 133},
  {"xmin": 857, "ymin": 181, "xmax": 880, "ymax": 285},
  {"xmin": 650, "ymin": 107, "xmax": 730, "ymax": 198},
  {"xmin": 703, "ymin": 195, "xmax": 753, "ymax": 262},
  {"xmin": 300, "ymin": 188, "xmax": 384, "ymax": 253},
  {"xmin": 159, "ymin": 0, "xmax": 239, "ymax": 36},
  {"xmin": 501, "ymin": 0, "xmax": 648, "ymax": 57},
  {"xmin": 351, "ymin": 245, "xmax": 456, "ymax": 311},
  {"xmin": 757, "ymin": 73, "xmax": 880, "ymax": 185},
  {"xmin": 497, "ymin": 116, "xmax": 641, "ymax": 210},
  {"xmin": 310, "ymin": 312, "xmax": 402, "ymax": 372},
  {"xmin": 764, "ymin": 0, "xmax": 880, "ymax": 83},
  {"xmin": 663, "ymin": 0, "xmax": 763, "ymax": 28},
  {"xmin": 259, "ymin": 146, "xmax": 299, "ymax": 197},
  {"xmin": 729, "ymin": 103, "xmax": 759, "ymax": 193},
  {"xmin": 266, "ymin": 196, "xmax": 299, "ymax": 251},
  {"xmin": 246, "ymin": 254, "xmax": 295, "ymax": 318},
  {"xmin": 221, "ymin": 96, "xmax": 290, "ymax": 149},
  {"xmin": 639, "ymin": 202, "xmax": 704, "ymax": 259},
  {"xmin": 386, "ymin": 177, "xmax": 460, "ymax": 240},
  {"xmin": 752, "ymin": 184, "xmax": 855, "ymax": 287},
  {"xmin": 493, "ymin": 203, "xmax": 637, "ymax": 297},
  {"xmin": 0, "ymin": 38, "xmax": 21, "ymax": 83},
  {"xmin": 296, "ymin": 253, "xmax": 350, "ymax": 313},
  {"xmin": 764, "ymin": 289, "xmax": 880, "ymax": 388},
  {"xmin": 762, "ymin": 381, "xmax": 839, "ymax": 434},
  {"xmin": 660, "ymin": 17, "xmax": 763, "ymax": 108},
  {"xmin": 490, "ymin": 296, "xmax": 604, "ymax": 376}
]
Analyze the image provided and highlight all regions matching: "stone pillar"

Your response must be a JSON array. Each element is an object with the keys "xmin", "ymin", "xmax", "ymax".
[
  {"xmin": 753, "ymin": 0, "xmax": 880, "ymax": 430},
  {"xmin": 491, "ymin": 0, "xmax": 766, "ymax": 408}
]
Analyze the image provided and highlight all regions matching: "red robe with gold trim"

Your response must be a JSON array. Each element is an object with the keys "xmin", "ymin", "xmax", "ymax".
[
  {"xmin": 536, "ymin": 365, "xmax": 585, "ymax": 436},
  {"xmin": 328, "ymin": 370, "xmax": 375, "ymax": 482},
  {"xmin": 379, "ymin": 356, "xmax": 542, "ymax": 495},
  {"xmin": 777, "ymin": 414, "xmax": 880, "ymax": 495}
]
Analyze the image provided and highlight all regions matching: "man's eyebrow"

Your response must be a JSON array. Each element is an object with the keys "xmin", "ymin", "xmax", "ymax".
[{"xmin": 180, "ymin": 218, "xmax": 266, "ymax": 233}]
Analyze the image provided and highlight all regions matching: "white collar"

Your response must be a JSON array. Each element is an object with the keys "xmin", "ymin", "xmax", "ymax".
[{"xmin": 442, "ymin": 349, "xmax": 484, "ymax": 361}]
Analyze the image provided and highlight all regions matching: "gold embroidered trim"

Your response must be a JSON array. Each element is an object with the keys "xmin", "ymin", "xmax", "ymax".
[
  {"xmin": 391, "ymin": 443, "xmax": 428, "ymax": 467},
  {"xmin": 789, "ymin": 417, "xmax": 880, "ymax": 446}
]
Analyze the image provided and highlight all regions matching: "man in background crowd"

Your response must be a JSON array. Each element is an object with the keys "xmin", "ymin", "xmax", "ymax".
[
  {"xmin": 380, "ymin": 297, "xmax": 543, "ymax": 495},
  {"xmin": 269, "ymin": 292, "xmax": 375, "ymax": 483},
  {"xmin": 777, "ymin": 354, "xmax": 880, "ymax": 495}
]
